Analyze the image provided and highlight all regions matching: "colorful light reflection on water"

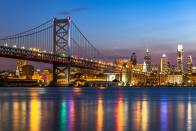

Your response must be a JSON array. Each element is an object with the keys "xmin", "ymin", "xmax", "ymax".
[{"xmin": 0, "ymin": 88, "xmax": 196, "ymax": 131}]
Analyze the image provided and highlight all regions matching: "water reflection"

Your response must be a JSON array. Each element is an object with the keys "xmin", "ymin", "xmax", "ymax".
[
  {"xmin": 115, "ymin": 97, "xmax": 125, "ymax": 131},
  {"xmin": 161, "ymin": 97, "xmax": 168, "ymax": 131},
  {"xmin": 60, "ymin": 101, "xmax": 67, "ymax": 131},
  {"xmin": 142, "ymin": 100, "xmax": 149, "ymax": 131},
  {"xmin": 0, "ymin": 88, "xmax": 196, "ymax": 131},
  {"xmin": 30, "ymin": 95, "xmax": 41, "ymax": 131},
  {"xmin": 187, "ymin": 99, "xmax": 192, "ymax": 131},
  {"xmin": 135, "ymin": 98, "xmax": 141, "ymax": 130},
  {"xmin": 68, "ymin": 99, "xmax": 75, "ymax": 131},
  {"xmin": 97, "ymin": 94, "xmax": 104, "ymax": 131}
]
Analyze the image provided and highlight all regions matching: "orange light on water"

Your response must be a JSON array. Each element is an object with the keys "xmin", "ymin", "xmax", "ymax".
[
  {"xmin": 115, "ymin": 97, "xmax": 125, "ymax": 131},
  {"xmin": 97, "ymin": 96, "xmax": 104, "ymax": 131},
  {"xmin": 141, "ymin": 100, "xmax": 149, "ymax": 131},
  {"xmin": 30, "ymin": 93, "xmax": 41, "ymax": 131},
  {"xmin": 72, "ymin": 87, "xmax": 82, "ymax": 95},
  {"xmin": 135, "ymin": 100, "xmax": 141, "ymax": 130},
  {"xmin": 13, "ymin": 101, "xmax": 19, "ymax": 130}
]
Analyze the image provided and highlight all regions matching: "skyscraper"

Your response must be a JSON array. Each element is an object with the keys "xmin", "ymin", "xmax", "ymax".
[
  {"xmin": 144, "ymin": 48, "xmax": 152, "ymax": 72},
  {"xmin": 131, "ymin": 52, "xmax": 137, "ymax": 65},
  {"xmin": 142, "ymin": 61, "xmax": 147, "ymax": 73},
  {"xmin": 187, "ymin": 55, "xmax": 192, "ymax": 74},
  {"xmin": 160, "ymin": 54, "xmax": 169, "ymax": 74},
  {"xmin": 177, "ymin": 45, "xmax": 183, "ymax": 72}
]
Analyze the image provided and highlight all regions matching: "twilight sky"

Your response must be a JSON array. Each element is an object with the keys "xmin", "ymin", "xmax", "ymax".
[{"xmin": 0, "ymin": 0, "xmax": 196, "ymax": 69}]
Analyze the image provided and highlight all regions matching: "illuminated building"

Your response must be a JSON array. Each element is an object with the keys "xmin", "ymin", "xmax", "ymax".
[
  {"xmin": 115, "ymin": 58, "xmax": 129, "ymax": 66},
  {"xmin": 132, "ymin": 73, "xmax": 146, "ymax": 86},
  {"xmin": 134, "ymin": 64, "xmax": 143, "ymax": 73},
  {"xmin": 131, "ymin": 52, "xmax": 137, "ymax": 66},
  {"xmin": 192, "ymin": 67, "xmax": 196, "ymax": 74},
  {"xmin": 142, "ymin": 61, "xmax": 147, "ymax": 73},
  {"xmin": 16, "ymin": 60, "xmax": 27, "ymax": 76},
  {"xmin": 144, "ymin": 48, "xmax": 152, "ymax": 72},
  {"xmin": 187, "ymin": 56, "xmax": 192, "ymax": 74},
  {"xmin": 22, "ymin": 65, "xmax": 34, "ymax": 80},
  {"xmin": 167, "ymin": 74, "xmax": 183, "ymax": 85},
  {"xmin": 177, "ymin": 45, "xmax": 184, "ymax": 72},
  {"xmin": 151, "ymin": 64, "xmax": 159, "ymax": 74},
  {"xmin": 160, "ymin": 54, "xmax": 169, "ymax": 74}
]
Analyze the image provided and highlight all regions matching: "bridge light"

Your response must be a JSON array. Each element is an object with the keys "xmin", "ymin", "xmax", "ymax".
[
  {"xmin": 32, "ymin": 48, "xmax": 40, "ymax": 52},
  {"xmin": 60, "ymin": 54, "xmax": 66, "ymax": 57},
  {"xmin": 4, "ymin": 43, "xmax": 8, "ymax": 47},
  {"xmin": 21, "ymin": 46, "xmax": 25, "ymax": 49},
  {"xmin": 13, "ymin": 45, "xmax": 17, "ymax": 48}
]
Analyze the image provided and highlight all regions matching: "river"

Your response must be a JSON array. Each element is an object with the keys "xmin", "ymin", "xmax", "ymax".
[{"xmin": 0, "ymin": 87, "xmax": 195, "ymax": 131}]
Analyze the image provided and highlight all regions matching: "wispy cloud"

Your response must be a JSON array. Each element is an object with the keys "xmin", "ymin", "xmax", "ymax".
[{"xmin": 58, "ymin": 7, "xmax": 88, "ymax": 15}]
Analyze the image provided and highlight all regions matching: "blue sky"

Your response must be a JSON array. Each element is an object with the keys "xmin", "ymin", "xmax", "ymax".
[{"xmin": 0, "ymin": 0, "xmax": 196, "ymax": 66}]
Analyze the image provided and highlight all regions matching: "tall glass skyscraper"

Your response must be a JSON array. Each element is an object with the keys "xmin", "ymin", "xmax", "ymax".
[
  {"xmin": 177, "ymin": 45, "xmax": 183, "ymax": 72},
  {"xmin": 187, "ymin": 55, "xmax": 192, "ymax": 74},
  {"xmin": 160, "ymin": 54, "xmax": 169, "ymax": 74},
  {"xmin": 144, "ymin": 48, "xmax": 152, "ymax": 72}
]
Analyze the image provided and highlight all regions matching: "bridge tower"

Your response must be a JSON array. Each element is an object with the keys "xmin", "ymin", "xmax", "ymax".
[{"xmin": 53, "ymin": 17, "xmax": 71, "ymax": 86}]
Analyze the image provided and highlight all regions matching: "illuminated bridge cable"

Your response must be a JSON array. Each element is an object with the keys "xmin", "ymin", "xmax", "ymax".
[
  {"xmin": 0, "ymin": 19, "xmax": 53, "ymax": 52},
  {"xmin": 70, "ymin": 21, "xmax": 104, "ymax": 60},
  {"xmin": 0, "ymin": 19, "xmax": 53, "ymax": 39}
]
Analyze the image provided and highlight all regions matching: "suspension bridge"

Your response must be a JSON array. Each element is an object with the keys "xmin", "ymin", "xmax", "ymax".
[{"xmin": 0, "ymin": 17, "xmax": 122, "ymax": 85}]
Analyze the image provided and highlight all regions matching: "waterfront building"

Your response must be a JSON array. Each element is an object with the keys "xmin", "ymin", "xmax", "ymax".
[
  {"xmin": 167, "ymin": 74, "xmax": 183, "ymax": 85},
  {"xmin": 177, "ymin": 45, "xmax": 184, "ymax": 72},
  {"xmin": 142, "ymin": 61, "xmax": 147, "ymax": 73},
  {"xmin": 133, "ymin": 64, "xmax": 143, "ymax": 73},
  {"xmin": 151, "ymin": 64, "xmax": 160, "ymax": 74},
  {"xmin": 22, "ymin": 65, "xmax": 34, "ymax": 80},
  {"xmin": 160, "ymin": 54, "xmax": 169, "ymax": 74},
  {"xmin": 16, "ymin": 60, "xmax": 27, "ymax": 77},
  {"xmin": 144, "ymin": 48, "xmax": 152, "ymax": 72},
  {"xmin": 131, "ymin": 72, "xmax": 146, "ymax": 86}
]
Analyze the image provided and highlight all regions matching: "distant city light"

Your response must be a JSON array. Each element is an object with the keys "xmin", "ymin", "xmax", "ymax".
[
  {"xmin": 21, "ymin": 46, "xmax": 25, "ymax": 49},
  {"xmin": 4, "ymin": 43, "xmax": 8, "ymax": 47},
  {"xmin": 178, "ymin": 45, "xmax": 183, "ymax": 51},
  {"xmin": 162, "ymin": 54, "xmax": 166, "ymax": 57}
]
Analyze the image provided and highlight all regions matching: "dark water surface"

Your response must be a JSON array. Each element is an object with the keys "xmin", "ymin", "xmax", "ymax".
[{"xmin": 0, "ymin": 87, "xmax": 196, "ymax": 131}]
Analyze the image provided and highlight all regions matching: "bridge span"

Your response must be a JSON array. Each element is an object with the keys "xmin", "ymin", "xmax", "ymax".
[{"xmin": 0, "ymin": 17, "xmax": 123, "ymax": 86}]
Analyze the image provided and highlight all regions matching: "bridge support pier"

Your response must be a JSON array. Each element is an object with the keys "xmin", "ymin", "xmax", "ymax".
[{"xmin": 53, "ymin": 64, "xmax": 70, "ymax": 86}]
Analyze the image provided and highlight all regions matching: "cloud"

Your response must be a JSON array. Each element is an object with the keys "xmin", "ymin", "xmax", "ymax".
[{"xmin": 58, "ymin": 7, "xmax": 88, "ymax": 15}]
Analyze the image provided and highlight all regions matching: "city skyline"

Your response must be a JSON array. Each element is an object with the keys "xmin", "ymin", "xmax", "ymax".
[
  {"xmin": 0, "ymin": 44, "xmax": 195, "ymax": 71},
  {"xmin": 0, "ymin": 0, "xmax": 196, "ymax": 52},
  {"xmin": 0, "ymin": 0, "xmax": 196, "ymax": 70},
  {"xmin": 1, "ymin": 1, "xmax": 196, "ymax": 131}
]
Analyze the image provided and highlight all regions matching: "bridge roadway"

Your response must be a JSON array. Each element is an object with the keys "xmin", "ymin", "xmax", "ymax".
[{"xmin": 0, "ymin": 46, "xmax": 121, "ymax": 72}]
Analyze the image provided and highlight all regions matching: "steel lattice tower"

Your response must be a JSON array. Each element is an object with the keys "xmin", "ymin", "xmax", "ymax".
[{"xmin": 53, "ymin": 17, "xmax": 71, "ymax": 85}]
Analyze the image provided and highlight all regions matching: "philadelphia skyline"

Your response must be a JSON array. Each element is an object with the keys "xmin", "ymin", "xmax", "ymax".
[
  {"xmin": 0, "ymin": 0, "xmax": 196, "ymax": 69},
  {"xmin": 1, "ymin": 2, "xmax": 196, "ymax": 131}
]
